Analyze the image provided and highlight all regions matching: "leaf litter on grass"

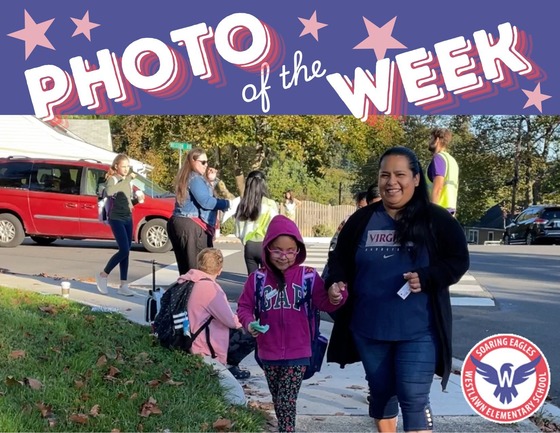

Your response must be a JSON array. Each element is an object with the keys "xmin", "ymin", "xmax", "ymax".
[{"xmin": 0, "ymin": 287, "xmax": 266, "ymax": 432}]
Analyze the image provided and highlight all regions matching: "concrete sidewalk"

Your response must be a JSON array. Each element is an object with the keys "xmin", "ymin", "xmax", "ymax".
[{"xmin": 1, "ymin": 272, "xmax": 558, "ymax": 432}]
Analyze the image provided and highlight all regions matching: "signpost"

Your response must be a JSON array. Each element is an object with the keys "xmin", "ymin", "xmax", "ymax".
[{"xmin": 169, "ymin": 142, "xmax": 192, "ymax": 168}]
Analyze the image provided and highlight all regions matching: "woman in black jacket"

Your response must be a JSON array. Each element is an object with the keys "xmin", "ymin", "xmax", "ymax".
[{"xmin": 325, "ymin": 146, "xmax": 469, "ymax": 433}]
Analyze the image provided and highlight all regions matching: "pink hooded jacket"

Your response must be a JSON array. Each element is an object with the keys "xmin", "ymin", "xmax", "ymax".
[
  {"xmin": 183, "ymin": 268, "xmax": 241, "ymax": 365},
  {"xmin": 237, "ymin": 215, "xmax": 347, "ymax": 362}
]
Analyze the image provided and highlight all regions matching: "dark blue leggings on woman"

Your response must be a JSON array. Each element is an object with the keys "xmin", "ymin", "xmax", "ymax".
[
  {"xmin": 353, "ymin": 332, "xmax": 437, "ymax": 431},
  {"xmin": 104, "ymin": 218, "xmax": 133, "ymax": 281}
]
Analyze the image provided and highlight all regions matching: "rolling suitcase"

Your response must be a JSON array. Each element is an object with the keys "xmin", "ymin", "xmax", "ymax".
[{"xmin": 145, "ymin": 260, "xmax": 164, "ymax": 325}]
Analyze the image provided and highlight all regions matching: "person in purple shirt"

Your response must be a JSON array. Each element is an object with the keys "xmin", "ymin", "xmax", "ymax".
[{"xmin": 426, "ymin": 128, "xmax": 459, "ymax": 215}]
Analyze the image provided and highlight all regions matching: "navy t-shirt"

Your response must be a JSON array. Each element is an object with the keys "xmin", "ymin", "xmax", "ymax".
[{"xmin": 350, "ymin": 208, "xmax": 434, "ymax": 341}]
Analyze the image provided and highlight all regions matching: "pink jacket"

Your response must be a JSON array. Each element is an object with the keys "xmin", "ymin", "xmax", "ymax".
[
  {"xmin": 237, "ymin": 215, "xmax": 347, "ymax": 362},
  {"xmin": 183, "ymin": 269, "xmax": 241, "ymax": 365}
]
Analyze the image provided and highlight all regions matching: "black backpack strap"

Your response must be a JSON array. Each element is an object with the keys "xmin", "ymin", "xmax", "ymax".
[
  {"xmin": 253, "ymin": 269, "xmax": 266, "ymax": 320},
  {"xmin": 302, "ymin": 267, "xmax": 318, "ymax": 339},
  {"xmin": 191, "ymin": 316, "xmax": 216, "ymax": 358}
]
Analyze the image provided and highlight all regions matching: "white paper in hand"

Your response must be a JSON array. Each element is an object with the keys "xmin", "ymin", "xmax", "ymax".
[
  {"xmin": 397, "ymin": 281, "xmax": 411, "ymax": 300},
  {"xmin": 221, "ymin": 196, "xmax": 240, "ymax": 223}
]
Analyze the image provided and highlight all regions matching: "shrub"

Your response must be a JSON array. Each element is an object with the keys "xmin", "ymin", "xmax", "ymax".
[
  {"xmin": 220, "ymin": 217, "xmax": 236, "ymax": 236},
  {"xmin": 312, "ymin": 224, "xmax": 334, "ymax": 237}
]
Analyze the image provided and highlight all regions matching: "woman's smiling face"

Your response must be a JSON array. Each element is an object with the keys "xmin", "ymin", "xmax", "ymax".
[{"xmin": 378, "ymin": 154, "xmax": 419, "ymax": 218}]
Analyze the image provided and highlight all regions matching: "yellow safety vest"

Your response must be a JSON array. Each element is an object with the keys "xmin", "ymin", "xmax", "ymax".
[{"xmin": 425, "ymin": 151, "xmax": 459, "ymax": 210}]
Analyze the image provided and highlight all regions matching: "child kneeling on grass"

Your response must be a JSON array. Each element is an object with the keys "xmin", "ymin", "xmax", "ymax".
[
  {"xmin": 185, "ymin": 247, "xmax": 253, "ymax": 379},
  {"xmin": 237, "ymin": 215, "xmax": 347, "ymax": 432}
]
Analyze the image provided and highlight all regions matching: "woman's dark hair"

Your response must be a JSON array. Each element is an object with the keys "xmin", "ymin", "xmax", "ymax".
[
  {"xmin": 354, "ymin": 191, "xmax": 367, "ymax": 204},
  {"xmin": 236, "ymin": 170, "xmax": 268, "ymax": 221},
  {"xmin": 378, "ymin": 146, "xmax": 434, "ymax": 256}
]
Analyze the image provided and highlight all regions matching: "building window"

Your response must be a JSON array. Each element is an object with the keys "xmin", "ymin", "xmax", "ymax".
[
  {"xmin": 468, "ymin": 229, "xmax": 479, "ymax": 244},
  {"xmin": 488, "ymin": 231, "xmax": 494, "ymax": 241}
]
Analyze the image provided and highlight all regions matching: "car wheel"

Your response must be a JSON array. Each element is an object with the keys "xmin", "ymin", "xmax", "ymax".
[
  {"xmin": 0, "ymin": 213, "xmax": 25, "ymax": 248},
  {"xmin": 526, "ymin": 232, "xmax": 535, "ymax": 245},
  {"xmin": 503, "ymin": 234, "xmax": 511, "ymax": 245},
  {"xmin": 141, "ymin": 218, "xmax": 172, "ymax": 253},
  {"xmin": 30, "ymin": 236, "xmax": 57, "ymax": 246}
]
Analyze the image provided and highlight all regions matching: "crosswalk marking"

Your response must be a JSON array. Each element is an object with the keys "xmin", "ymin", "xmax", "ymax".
[{"xmin": 130, "ymin": 243, "xmax": 494, "ymax": 307}]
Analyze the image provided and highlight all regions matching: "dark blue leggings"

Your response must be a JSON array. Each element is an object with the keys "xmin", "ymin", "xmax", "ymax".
[
  {"xmin": 105, "ymin": 218, "xmax": 133, "ymax": 281},
  {"xmin": 353, "ymin": 332, "xmax": 437, "ymax": 431}
]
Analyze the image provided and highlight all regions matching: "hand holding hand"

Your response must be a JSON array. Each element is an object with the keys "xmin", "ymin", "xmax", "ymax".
[
  {"xmin": 328, "ymin": 281, "xmax": 346, "ymax": 305},
  {"xmin": 403, "ymin": 272, "xmax": 422, "ymax": 293}
]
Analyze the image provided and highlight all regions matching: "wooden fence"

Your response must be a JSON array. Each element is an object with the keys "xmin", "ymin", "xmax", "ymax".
[{"xmin": 279, "ymin": 201, "xmax": 355, "ymax": 237}]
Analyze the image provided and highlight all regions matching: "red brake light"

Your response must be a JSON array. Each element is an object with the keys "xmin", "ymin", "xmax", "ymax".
[{"xmin": 534, "ymin": 218, "xmax": 548, "ymax": 224}]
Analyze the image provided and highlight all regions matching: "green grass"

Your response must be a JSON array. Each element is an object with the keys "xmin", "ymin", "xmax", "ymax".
[{"xmin": 0, "ymin": 286, "xmax": 266, "ymax": 432}]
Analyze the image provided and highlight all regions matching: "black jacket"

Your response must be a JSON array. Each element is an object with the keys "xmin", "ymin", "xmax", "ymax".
[{"xmin": 325, "ymin": 202, "xmax": 469, "ymax": 390}]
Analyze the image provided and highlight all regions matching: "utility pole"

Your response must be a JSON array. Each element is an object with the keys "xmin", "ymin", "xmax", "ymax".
[
  {"xmin": 510, "ymin": 119, "xmax": 523, "ymax": 215},
  {"xmin": 338, "ymin": 182, "xmax": 342, "ymax": 205}
]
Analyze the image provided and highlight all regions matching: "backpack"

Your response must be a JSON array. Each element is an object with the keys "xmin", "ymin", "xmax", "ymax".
[
  {"xmin": 253, "ymin": 267, "xmax": 328, "ymax": 380},
  {"xmin": 97, "ymin": 176, "xmax": 117, "ymax": 224},
  {"xmin": 152, "ymin": 277, "xmax": 216, "ymax": 357}
]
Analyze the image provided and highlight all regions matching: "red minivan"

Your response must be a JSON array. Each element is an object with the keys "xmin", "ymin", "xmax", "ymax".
[{"xmin": 0, "ymin": 156, "xmax": 175, "ymax": 253}]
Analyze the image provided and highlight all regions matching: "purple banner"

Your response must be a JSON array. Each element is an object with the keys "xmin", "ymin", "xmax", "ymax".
[{"xmin": 1, "ymin": 1, "xmax": 557, "ymax": 119}]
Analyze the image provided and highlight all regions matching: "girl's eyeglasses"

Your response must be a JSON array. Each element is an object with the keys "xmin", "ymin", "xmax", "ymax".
[
  {"xmin": 197, "ymin": 160, "xmax": 208, "ymax": 166},
  {"xmin": 267, "ymin": 248, "xmax": 299, "ymax": 259}
]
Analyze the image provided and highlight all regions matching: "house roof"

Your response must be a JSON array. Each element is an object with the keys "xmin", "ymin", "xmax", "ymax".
[
  {"xmin": 60, "ymin": 119, "xmax": 113, "ymax": 151},
  {"xmin": 472, "ymin": 204, "xmax": 506, "ymax": 229}
]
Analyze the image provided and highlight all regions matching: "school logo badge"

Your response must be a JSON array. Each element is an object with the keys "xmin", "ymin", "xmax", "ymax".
[{"xmin": 461, "ymin": 334, "xmax": 550, "ymax": 423}]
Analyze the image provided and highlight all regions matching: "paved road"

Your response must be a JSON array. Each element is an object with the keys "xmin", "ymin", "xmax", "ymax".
[{"xmin": 453, "ymin": 244, "xmax": 560, "ymax": 406}]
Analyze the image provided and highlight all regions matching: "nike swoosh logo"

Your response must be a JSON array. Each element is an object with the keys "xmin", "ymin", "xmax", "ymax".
[{"xmin": 383, "ymin": 254, "xmax": 394, "ymax": 259}]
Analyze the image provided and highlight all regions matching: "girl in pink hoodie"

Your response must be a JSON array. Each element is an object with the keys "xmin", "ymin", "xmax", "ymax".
[
  {"xmin": 185, "ymin": 248, "xmax": 247, "ymax": 371},
  {"xmin": 237, "ymin": 215, "xmax": 347, "ymax": 432}
]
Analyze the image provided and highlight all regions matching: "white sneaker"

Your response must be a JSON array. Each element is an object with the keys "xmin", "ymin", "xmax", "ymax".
[
  {"xmin": 117, "ymin": 284, "xmax": 135, "ymax": 297},
  {"xmin": 95, "ymin": 273, "xmax": 108, "ymax": 295}
]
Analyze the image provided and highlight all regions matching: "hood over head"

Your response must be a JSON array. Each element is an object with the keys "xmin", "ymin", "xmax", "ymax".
[{"xmin": 262, "ymin": 215, "xmax": 306, "ymax": 271}]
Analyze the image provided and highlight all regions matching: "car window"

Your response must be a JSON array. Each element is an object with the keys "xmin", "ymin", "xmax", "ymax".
[
  {"xmin": 516, "ymin": 210, "xmax": 530, "ymax": 223},
  {"xmin": 30, "ymin": 163, "xmax": 82, "ymax": 195},
  {"xmin": 518, "ymin": 208, "xmax": 540, "ymax": 222},
  {"xmin": 84, "ymin": 168, "xmax": 107, "ymax": 196},
  {"xmin": 541, "ymin": 209, "xmax": 560, "ymax": 220},
  {"xmin": 0, "ymin": 161, "xmax": 33, "ymax": 189},
  {"xmin": 132, "ymin": 173, "xmax": 173, "ymax": 198}
]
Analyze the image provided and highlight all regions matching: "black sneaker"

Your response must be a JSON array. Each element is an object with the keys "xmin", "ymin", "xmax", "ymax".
[{"xmin": 228, "ymin": 365, "xmax": 251, "ymax": 380}]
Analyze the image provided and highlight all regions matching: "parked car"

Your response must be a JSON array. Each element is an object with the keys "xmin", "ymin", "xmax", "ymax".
[
  {"xmin": 0, "ymin": 156, "xmax": 175, "ymax": 252},
  {"xmin": 503, "ymin": 205, "xmax": 560, "ymax": 245}
]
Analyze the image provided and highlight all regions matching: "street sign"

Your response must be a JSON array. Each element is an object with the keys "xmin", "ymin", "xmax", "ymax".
[{"xmin": 169, "ymin": 142, "xmax": 192, "ymax": 150}]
